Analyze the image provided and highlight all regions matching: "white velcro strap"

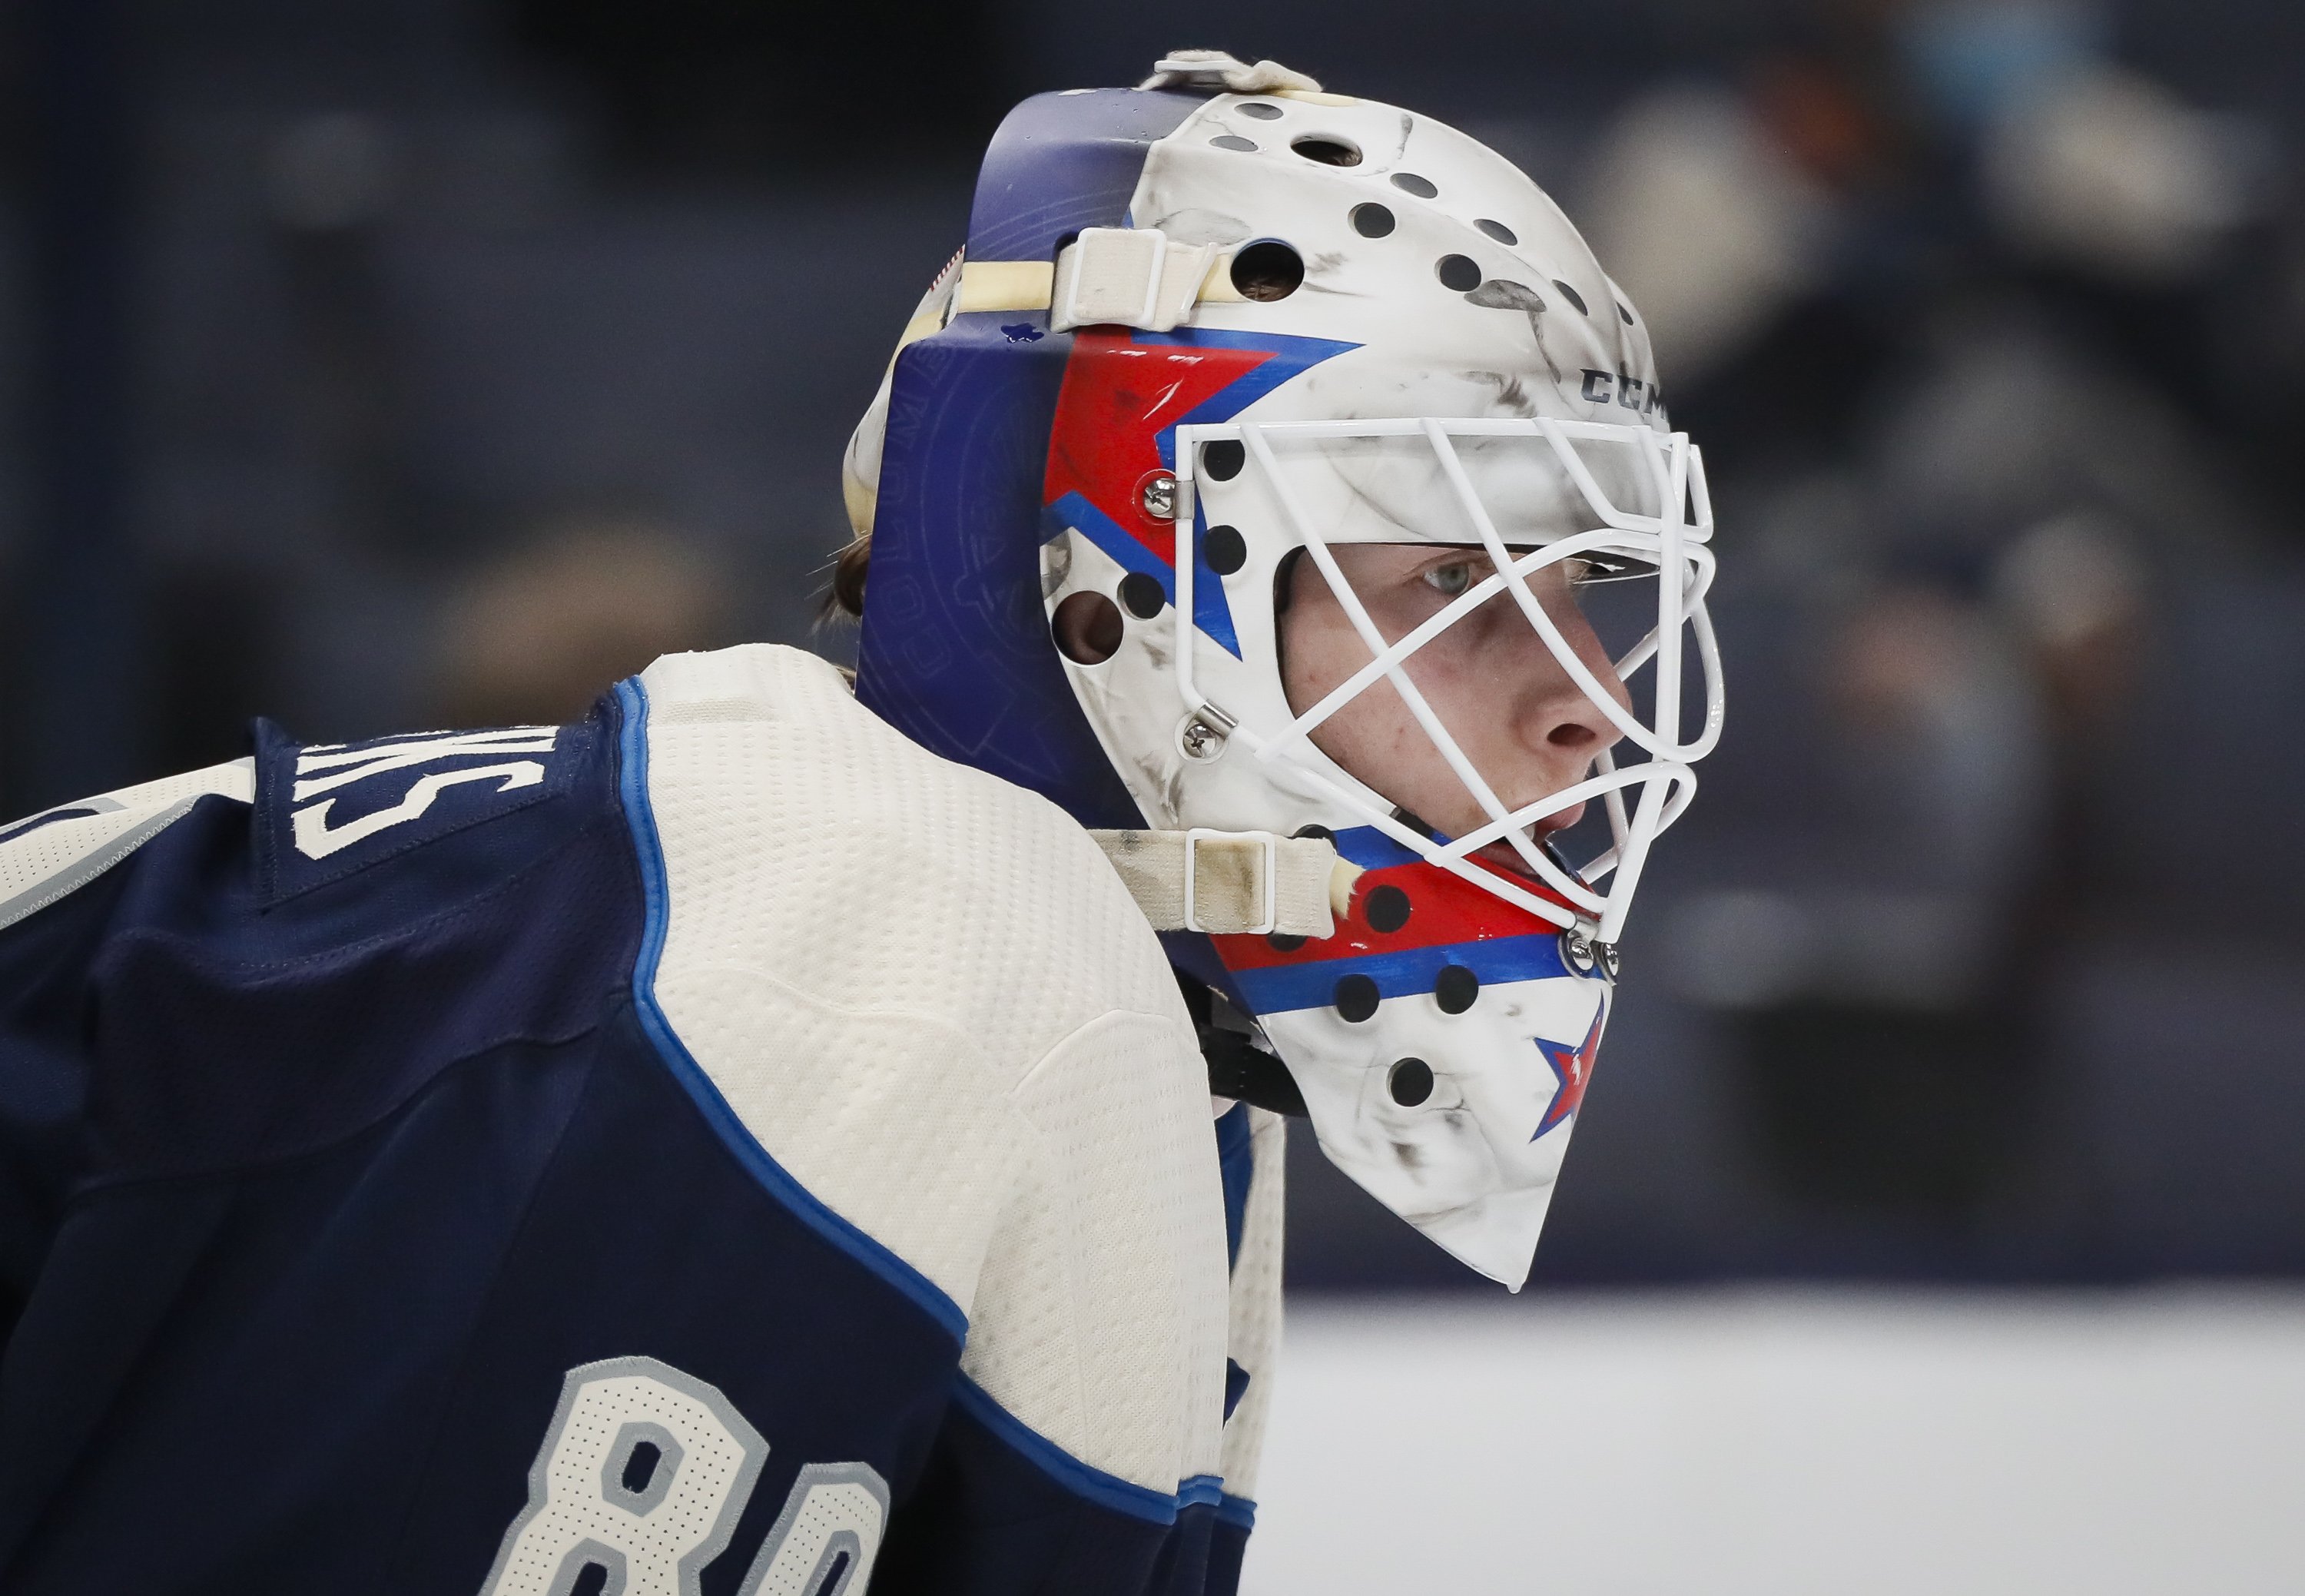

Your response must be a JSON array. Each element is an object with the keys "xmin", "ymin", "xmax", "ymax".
[
  {"xmin": 1140, "ymin": 50, "xmax": 1323, "ymax": 95},
  {"xmin": 1089, "ymin": 828, "xmax": 1358, "ymax": 937},
  {"xmin": 1051, "ymin": 228, "xmax": 1217, "ymax": 333}
]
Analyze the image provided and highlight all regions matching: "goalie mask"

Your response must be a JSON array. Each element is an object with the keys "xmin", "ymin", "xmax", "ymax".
[{"xmin": 844, "ymin": 53, "xmax": 1723, "ymax": 1288}]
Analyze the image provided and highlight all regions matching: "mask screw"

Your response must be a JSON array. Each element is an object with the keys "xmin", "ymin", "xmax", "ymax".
[
  {"xmin": 1594, "ymin": 940, "xmax": 1621, "ymax": 981},
  {"xmin": 1177, "ymin": 702, "xmax": 1236, "ymax": 762},
  {"xmin": 1560, "ymin": 931, "xmax": 1598, "ymax": 978},
  {"xmin": 1141, "ymin": 473, "xmax": 1179, "ymax": 520}
]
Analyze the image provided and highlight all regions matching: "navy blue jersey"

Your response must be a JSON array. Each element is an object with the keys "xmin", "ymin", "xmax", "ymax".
[{"xmin": 0, "ymin": 645, "xmax": 1284, "ymax": 1595}]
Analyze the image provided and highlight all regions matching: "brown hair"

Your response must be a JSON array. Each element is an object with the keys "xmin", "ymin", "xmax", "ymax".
[{"xmin": 815, "ymin": 530, "xmax": 872, "ymax": 627}]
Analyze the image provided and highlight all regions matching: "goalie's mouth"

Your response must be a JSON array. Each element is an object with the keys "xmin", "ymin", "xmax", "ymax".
[{"xmin": 1473, "ymin": 801, "xmax": 1586, "ymax": 881}]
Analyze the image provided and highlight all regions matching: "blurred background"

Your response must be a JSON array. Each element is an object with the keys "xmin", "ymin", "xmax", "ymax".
[{"xmin": 5, "ymin": 0, "xmax": 2303, "ymax": 1587}]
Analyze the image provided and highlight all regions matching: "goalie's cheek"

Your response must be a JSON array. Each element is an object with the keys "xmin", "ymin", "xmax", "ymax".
[
  {"xmin": 1275, "ymin": 569, "xmax": 1478, "ymax": 826},
  {"xmin": 1279, "ymin": 552, "xmax": 1637, "ymax": 844}
]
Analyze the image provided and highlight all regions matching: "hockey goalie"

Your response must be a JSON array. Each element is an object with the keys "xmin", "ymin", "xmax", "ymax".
[{"xmin": 0, "ymin": 50, "xmax": 1720, "ymax": 1595}]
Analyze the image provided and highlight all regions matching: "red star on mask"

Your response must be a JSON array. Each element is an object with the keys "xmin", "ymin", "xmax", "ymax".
[
  {"xmin": 1040, "ymin": 327, "xmax": 1356, "ymax": 657},
  {"xmin": 1044, "ymin": 330, "xmax": 1282, "ymax": 567},
  {"xmin": 1534, "ymin": 1000, "xmax": 1607, "ymax": 1140}
]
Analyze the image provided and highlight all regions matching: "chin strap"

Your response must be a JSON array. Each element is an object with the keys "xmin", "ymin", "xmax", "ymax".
[
  {"xmin": 1201, "ymin": 1025, "xmax": 1308, "ymax": 1117},
  {"xmin": 1089, "ymin": 828, "xmax": 1358, "ymax": 937},
  {"xmin": 1174, "ymin": 971, "xmax": 1310, "ymax": 1118}
]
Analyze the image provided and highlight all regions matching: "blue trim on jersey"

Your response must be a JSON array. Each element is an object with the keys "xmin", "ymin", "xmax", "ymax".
[
  {"xmin": 1179, "ymin": 1473, "xmax": 1227, "ymax": 1508},
  {"xmin": 1216, "ymin": 1103, "xmax": 1252, "ymax": 1271},
  {"xmin": 1230, "ymin": 931, "xmax": 1572, "ymax": 1014},
  {"xmin": 611, "ymin": 678, "xmax": 969, "ymax": 1345},
  {"xmin": 617, "ymin": 677, "xmax": 1256, "ymax": 1537},
  {"xmin": 1217, "ymin": 1494, "xmax": 1257, "ymax": 1531},
  {"xmin": 951, "ymin": 1375, "xmax": 1228, "ymax": 1527}
]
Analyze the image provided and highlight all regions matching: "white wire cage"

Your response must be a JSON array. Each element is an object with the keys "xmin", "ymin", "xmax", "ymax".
[{"xmin": 1173, "ymin": 414, "xmax": 1724, "ymax": 941}]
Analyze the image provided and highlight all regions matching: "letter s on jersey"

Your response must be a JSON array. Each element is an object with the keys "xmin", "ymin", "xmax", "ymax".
[
  {"xmin": 479, "ymin": 1356, "xmax": 888, "ymax": 1596},
  {"xmin": 289, "ymin": 728, "xmax": 559, "ymax": 861}
]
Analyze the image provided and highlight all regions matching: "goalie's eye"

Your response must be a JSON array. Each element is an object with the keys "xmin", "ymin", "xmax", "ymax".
[{"xmin": 1421, "ymin": 559, "xmax": 1481, "ymax": 599}]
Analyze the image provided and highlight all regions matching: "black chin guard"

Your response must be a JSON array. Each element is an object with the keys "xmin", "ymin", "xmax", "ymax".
[
  {"xmin": 1179, "ymin": 970, "xmax": 1308, "ymax": 1116},
  {"xmin": 1199, "ymin": 1026, "xmax": 1308, "ymax": 1117}
]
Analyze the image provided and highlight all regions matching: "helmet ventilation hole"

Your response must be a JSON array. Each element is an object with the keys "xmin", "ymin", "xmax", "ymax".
[
  {"xmin": 1552, "ymin": 279, "xmax": 1589, "ymax": 315},
  {"xmin": 1350, "ymin": 202, "xmax": 1395, "ymax": 237},
  {"xmin": 1204, "ymin": 525, "xmax": 1248, "ymax": 576},
  {"xmin": 1365, "ymin": 884, "xmax": 1411, "ymax": 933},
  {"xmin": 1211, "ymin": 134, "xmax": 1259, "ymax": 152},
  {"xmin": 1239, "ymin": 101, "xmax": 1285, "ymax": 120},
  {"xmin": 1475, "ymin": 217, "xmax": 1517, "ymax": 244},
  {"xmin": 1052, "ymin": 591, "xmax": 1123, "ymax": 665},
  {"xmin": 1618, "ymin": 302, "xmax": 1635, "ymax": 324},
  {"xmin": 1117, "ymin": 572, "xmax": 1167, "ymax": 620},
  {"xmin": 1230, "ymin": 241, "xmax": 1305, "ymax": 302},
  {"xmin": 1434, "ymin": 254, "xmax": 1482, "ymax": 292},
  {"xmin": 1388, "ymin": 1058, "xmax": 1435, "ymax": 1107},
  {"xmin": 1334, "ymin": 974, "xmax": 1380, "ymax": 1023},
  {"xmin": 1202, "ymin": 440, "xmax": 1245, "ymax": 481},
  {"xmin": 1291, "ymin": 135, "xmax": 1362, "ymax": 166},
  {"xmin": 1434, "ymin": 964, "xmax": 1479, "ymax": 1014},
  {"xmin": 1391, "ymin": 172, "xmax": 1438, "ymax": 197}
]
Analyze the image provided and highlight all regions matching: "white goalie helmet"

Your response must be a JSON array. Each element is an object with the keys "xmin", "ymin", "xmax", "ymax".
[{"xmin": 846, "ymin": 53, "xmax": 1723, "ymax": 1288}]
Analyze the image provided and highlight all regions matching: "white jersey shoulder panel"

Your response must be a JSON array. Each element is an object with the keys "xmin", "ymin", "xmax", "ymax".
[
  {"xmin": 0, "ymin": 759, "xmax": 255, "ymax": 933},
  {"xmin": 632, "ymin": 645, "xmax": 1231, "ymax": 1495}
]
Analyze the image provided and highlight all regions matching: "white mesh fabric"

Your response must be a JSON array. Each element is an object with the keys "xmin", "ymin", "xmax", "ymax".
[
  {"xmin": 0, "ymin": 758, "xmax": 255, "ymax": 932},
  {"xmin": 637, "ymin": 645, "xmax": 1234, "ymax": 1496},
  {"xmin": 963, "ymin": 1009, "xmax": 1229, "ymax": 1488}
]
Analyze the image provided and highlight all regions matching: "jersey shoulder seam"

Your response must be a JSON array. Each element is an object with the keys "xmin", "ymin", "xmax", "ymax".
[{"xmin": 612, "ymin": 675, "xmax": 970, "ymax": 1347}]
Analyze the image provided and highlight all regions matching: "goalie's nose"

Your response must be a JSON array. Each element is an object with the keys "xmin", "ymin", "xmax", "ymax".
[{"xmin": 1501, "ymin": 589, "xmax": 1630, "ymax": 803}]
